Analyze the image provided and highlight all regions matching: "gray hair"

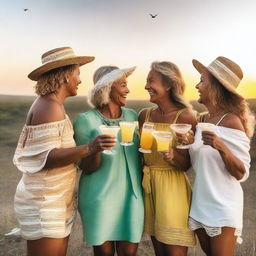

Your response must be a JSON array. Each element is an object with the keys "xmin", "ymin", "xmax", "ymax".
[{"xmin": 88, "ymin": 65, "xmax": 118, "ymax": 108}]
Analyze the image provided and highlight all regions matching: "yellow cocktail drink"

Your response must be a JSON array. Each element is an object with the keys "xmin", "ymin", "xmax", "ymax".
[
  {"xmin": 119, "ymin": 121, "xmax": 136, "ymax": 146},
  {"xmin": 152, "ymin": 131, "xmax": 173, "ymax": 152},
  {"xmin": 140, "ymin": 130, "xmax": 154, "ymax": 149},
  {"xmin": 156, "ymin": 139, "xmax": 170, "ymax": 152}
]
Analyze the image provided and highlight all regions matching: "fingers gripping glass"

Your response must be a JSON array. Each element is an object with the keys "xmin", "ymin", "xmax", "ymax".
[
  {"xmin": 170, "ymin": 124, "xmax": 192, "ymax": 149},
  {"xmin": 99, "ymin": 125, "xmax": 120, "ymax": 154}
]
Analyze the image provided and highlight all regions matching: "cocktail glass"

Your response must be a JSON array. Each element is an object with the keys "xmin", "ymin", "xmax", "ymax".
[
  {"xmin": 99, "ymin": 125, "xmax": 120, "ymax": 154},
  {"xmin": 139, "ymin": 123, "xmax": 155, "ymax": 153},
  {"xmin": 198, "ymin": 122, "xmax": 216, "ymax": 132},
  {"xmin": 170, "ymin": 123, "xmax": 192, "ymax": 149},
  {"xmin": 152, "ymin": 131, "xmax": 173, "ymax": 153},
  {"xmin": 119, "ymin": 121, "xmax": 136, "ymax": 146}
]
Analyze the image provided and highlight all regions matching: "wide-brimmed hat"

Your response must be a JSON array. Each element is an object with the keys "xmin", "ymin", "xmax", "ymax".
[
  {"xmin": 89, "ymin": 66, "xmax": 136, "ymax": 107},
  {"xmin": 28, "ymin": 47, "xmax": 95, "ymax": 81},
  {"xmin": 192, "ymin": 56, "xmax": 243, "ymax": 98}
]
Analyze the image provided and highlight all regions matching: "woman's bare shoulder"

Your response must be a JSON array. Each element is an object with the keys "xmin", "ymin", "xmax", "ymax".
[
  {"xmin": 220, "ymin": 113, "xmax": 245, "ymax": 132},
  {"xmin": 27, "ymin": 97, "xmax": 65, "ymax": 125},
  {"xmin": 178, "ymin": 109, "xmax": 197, "ymax": 125}
]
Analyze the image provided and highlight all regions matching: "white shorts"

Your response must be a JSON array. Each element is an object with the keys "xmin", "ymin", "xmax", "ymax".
[{"xmin": 188, "ymin": 217, "xmax": 242, "ymax": 244}]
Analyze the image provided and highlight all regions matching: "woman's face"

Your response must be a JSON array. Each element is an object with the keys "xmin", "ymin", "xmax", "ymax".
[
  {"xmin": 67, "ymin": 65, "xmax": 81, "ymax": 96},
  {"xmin": 109, "ymin": 75, "xmax": 130, "ymax": 106},
  {"xmin": 145, "ymin": 69, "xmax": 169, "ymax": 103},
  {"xmin": 195, "ymin": 70, "xmax": 211, "ymax": 104}
]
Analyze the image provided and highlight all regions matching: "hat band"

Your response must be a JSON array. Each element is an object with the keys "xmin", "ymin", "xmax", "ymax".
[
  {"xmin": 42, "ymin": 48, "xmax": 76, "ymax": 64},
  {"xmin": 208, "ymin": 60, "xmax": 241, "ymax": 86}
]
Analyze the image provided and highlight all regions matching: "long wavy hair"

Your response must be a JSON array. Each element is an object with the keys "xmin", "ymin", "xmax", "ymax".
[
  {"xmin": 209, "ymin": 73, "xmax": 255, "ymax": 137},
  {"xmin": 151, "ymin": 61, "xmax": 191, "ymax": 109}
]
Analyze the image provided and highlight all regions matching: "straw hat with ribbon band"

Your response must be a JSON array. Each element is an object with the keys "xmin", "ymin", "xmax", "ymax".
[
  {"xmin": 192, "ymin": 56, "xmax": 244, "ymax": 98},
  {"xmin": 28, "ymin": 47, "xmax": 95, "ymax": 81},
  {"xmin": 88, "ymin": 66, "xmax": 136, "ymax": 107}
]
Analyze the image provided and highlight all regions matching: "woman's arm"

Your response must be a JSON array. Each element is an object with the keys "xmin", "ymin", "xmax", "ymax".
[
  {"xmin": 45, "ymin": 134, "xmax": 115, "ymax": 170},
  {"xmin": 73, "ymin": 112, "xmax": 116, "ymax": 174},
  {"xmin": 202, "ymin": 114, "xmax": 247, "ymax": 180}
]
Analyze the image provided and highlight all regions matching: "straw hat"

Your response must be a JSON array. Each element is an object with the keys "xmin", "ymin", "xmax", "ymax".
[
  {"xmin": 192, "ymin": 56, "xmax": 243, "ymax": 98},
  {"xmin": 89, "ymin": 66, "xmax": 136, "ymax": 107},
  {"xmin": 28, "ymin": 47, "xmax": 95, "ymax": 81}
]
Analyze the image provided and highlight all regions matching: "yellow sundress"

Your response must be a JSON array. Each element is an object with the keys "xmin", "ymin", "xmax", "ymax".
[{"xmin": 142, "ymin": 108, "xmax": 196, "ymax": 247}]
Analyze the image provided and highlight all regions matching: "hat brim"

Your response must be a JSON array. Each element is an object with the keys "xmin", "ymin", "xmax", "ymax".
[
  {"xmin": 192, "ymin": 59, "xmax": 243, "ymax": 99},
  {"xmin": 28, "ymin": 56, "xmax": 95, "ymax": 81}
]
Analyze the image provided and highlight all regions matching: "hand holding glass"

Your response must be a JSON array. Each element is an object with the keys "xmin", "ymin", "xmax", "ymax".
[
  {"xmin": 139, "ymin": 123, "xmax": 155, "ymax": 153},
  {"xmin": 119, "ymin": 121, "xmax": 136, "ymax": 146},
  {"xmin": 152, "ymin": 131, "xmax": 173, "ymax": 153},
  {"xmin": 170, "ymin": 124, "xmax": 192, "ymax": 149},
  {"xmin": 99, "ymin": 125, "xmax": 120, "ymax": 154}
]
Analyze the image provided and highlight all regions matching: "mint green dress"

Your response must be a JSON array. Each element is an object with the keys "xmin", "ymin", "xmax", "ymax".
[{"xmin": 73, "ymin": 107, "xmax": 144, "ymax": 246}]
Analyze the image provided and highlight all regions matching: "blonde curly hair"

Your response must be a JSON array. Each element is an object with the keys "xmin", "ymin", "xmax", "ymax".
[{"xmin": 34, "ymin": 64, "xmax": 77, "ymax": 96}]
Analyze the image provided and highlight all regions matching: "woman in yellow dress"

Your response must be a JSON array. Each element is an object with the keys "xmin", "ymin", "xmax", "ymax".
[{"xmin": 139, "ymin": 61, "xmax": 197, "ymax": 256}]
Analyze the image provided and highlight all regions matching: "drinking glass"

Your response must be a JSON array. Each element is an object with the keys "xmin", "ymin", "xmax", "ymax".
[
  {"xmin": 119, "ymin": 121, "xmax": 136, "ymax": 146},
  {"xmin": 152, "ymin": 131, "xmax": 173, "ymax": 153},
  {"xmin": 198, "ymin": 122, "xmax": 216, "ymax": 132},
  {"xmin": 139, "ymin": 123, "xmax": 155, "ymax": 153},
  {"xmin": 99, "ymin": 125, "xmax": 120, "ymax": 154},
  {"xmin": 170, "ymin": 123, "xmax": 192, "ymax": 149}
]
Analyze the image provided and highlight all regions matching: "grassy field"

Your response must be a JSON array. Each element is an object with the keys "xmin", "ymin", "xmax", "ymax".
[{"xmin": 0, "ymin": 95, "xmax": 255, "ymax": 256}]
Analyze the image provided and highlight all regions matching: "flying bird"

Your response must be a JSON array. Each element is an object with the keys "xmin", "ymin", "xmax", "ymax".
[
  {"xmin": 23, "ymin": 8, "xmax": 28, "ymax": 11},
  {"xmin": 150, "ymin": 14, "xmax": 158, "ymax": 18}
]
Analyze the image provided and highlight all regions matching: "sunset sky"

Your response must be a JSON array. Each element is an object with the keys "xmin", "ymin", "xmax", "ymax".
[{"xmin": 0, "ymin": 0, "xmax": 256, "ymax": 99}]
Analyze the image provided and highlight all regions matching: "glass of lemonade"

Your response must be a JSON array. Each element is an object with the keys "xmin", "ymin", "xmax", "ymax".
[
  {"xmin": 119, "ymin": 121, "xmax": 136, "ymax": 146},
  {"xmin": 152, "ymin": 131, "xmax": 173, "ymax": 153},
  {"xmin": 139, "ymin": 123, "xmax": 155, "ymax": 153},
  {"xmin": 170, "ymin": 123, "xmax": 192, "ymax": 149},
  {"xmin": 99, "ymin": 125, "xmax": 120, "ymax": 154}
]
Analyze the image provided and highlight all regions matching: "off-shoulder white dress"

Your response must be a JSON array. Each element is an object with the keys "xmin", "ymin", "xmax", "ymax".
[{"xmin": 13, "ymin": 115, "xmax": 77, "ymax": 240}]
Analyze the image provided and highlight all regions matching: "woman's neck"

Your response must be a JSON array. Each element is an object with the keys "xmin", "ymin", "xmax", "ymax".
[
  {"xmin": 156, "ymin": 100, "xmax": 178, "ymax": 115},
  {"xmin": 206, "ymin": 104, "xmax": 227, "ymax": 119},
  {"xmin": 98, "ymin": 102, "xmax": 122, "ymax": 119}
]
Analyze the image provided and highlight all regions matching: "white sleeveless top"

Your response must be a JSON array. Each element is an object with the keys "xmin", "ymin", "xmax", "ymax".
[{"xmin": 189, "ymin": 115, "xmax": 251, "ymax": 229}]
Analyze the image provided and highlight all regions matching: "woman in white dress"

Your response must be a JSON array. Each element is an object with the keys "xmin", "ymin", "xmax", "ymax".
[
  {"xmin": 13, "ymin": 47, "xmax": 116, "ymax": 256},
  {"xmin": 185, "ymin": 56, "xmax": 254, "ymax": 256}
]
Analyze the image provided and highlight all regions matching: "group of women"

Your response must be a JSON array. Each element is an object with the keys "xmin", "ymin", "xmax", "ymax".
[{"xmin": 13, "ymin": 46, "xmax": 253, "ymax": 256}]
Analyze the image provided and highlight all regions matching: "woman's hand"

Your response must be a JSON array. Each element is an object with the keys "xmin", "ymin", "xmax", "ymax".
[
  {"xmin": 88, "ymin": 134, "xmax": 116, "ymax": 154},
  {"xmin": 161, "ymin": 148, "xmax": 174, "ymax": 162},
  {"xmin": 201, "ymin": 131, "xmax": 223, "ymax": 150},
  {"xmin": 176, "ymin": 130, "xmax": 195, "ymax": 145}
]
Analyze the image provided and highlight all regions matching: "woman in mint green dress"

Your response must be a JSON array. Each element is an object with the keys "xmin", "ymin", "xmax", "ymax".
[{"xmin": 73, "ymin": 66, "xmax": 144, "ymax": 256}]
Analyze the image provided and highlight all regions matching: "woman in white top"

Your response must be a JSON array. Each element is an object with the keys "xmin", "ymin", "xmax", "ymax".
[
  {"xmin": 185, "ymin": 56, "xmax": 254, "ymax": 256},
  {"xmin": 13, "ymin": 47, "xmax": 116, "ymax": 256}
]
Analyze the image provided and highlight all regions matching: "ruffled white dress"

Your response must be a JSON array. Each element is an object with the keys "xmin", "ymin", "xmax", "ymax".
[{"xmin": 13, "ymin": 115, "xmax": 77, "ymax": 240}]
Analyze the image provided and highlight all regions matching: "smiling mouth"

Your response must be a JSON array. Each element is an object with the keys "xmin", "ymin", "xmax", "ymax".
[{"xmin": 148, "ymin": 91, "xmax": 155, "ymax": 96}]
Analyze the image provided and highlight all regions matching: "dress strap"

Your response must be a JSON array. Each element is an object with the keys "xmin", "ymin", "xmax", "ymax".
[
  {"xmin": 173, "ymin": 108, "xmax": 187, "ymax": 124},
  {"xmin": 215, "ymin": 113, "xmax": 230, "ymax": 126},
  {"xmin": 145, "ymin": 107, "xmax": 154, "ymax": 122}
]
